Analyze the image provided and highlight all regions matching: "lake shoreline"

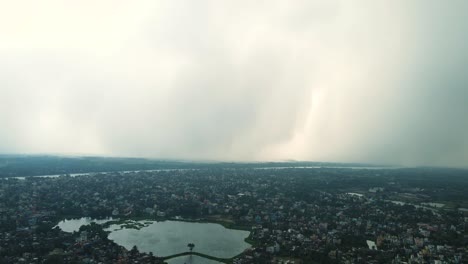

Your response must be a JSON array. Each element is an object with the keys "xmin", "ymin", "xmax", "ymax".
[{"xmin": 56, "ymin": 216, "xmax": 254, "ymax": 263}]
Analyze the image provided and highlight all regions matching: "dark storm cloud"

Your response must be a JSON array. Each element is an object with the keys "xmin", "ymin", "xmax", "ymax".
[{"xmin": 0, "ymin": 1, "xmax": 467, "ymax": 167}]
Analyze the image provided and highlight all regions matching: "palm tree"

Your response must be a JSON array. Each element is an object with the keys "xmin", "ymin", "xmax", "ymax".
[
  {"xmin": 187, "ymin": 243, "xmax": 195, "ymax": 253},
  {"xmin": 130, "ymin": 245, "xmax": 138, "ymax": 256}
]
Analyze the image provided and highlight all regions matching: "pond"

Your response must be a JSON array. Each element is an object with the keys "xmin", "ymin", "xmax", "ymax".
[
  {"xmin": 106, "ymin": 220, "xmax": 251, "ymax": 258},
  {"xmin": 57, "ymin": 218, "xmax": 251, "ymax": 259},
  {"xmin": 55, "ymin": 217, "xmax": 115, "ymax": 233}
]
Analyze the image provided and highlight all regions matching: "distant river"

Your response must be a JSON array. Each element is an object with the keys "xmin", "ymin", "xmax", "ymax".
[
  {"xmin": 57, "ymin": 218, "xmax": 251, "ymax": 260},
  {"xmin": 7, "ymin": 169, "xmax": 193, "ymax": 180},
  {"xmin": 7, "ymin": 165, "xmax": 398, "ymax": 180}
]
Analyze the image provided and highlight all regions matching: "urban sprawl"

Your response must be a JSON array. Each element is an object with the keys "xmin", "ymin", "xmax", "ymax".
[{"xmin": 0, "ymin": 167, "xmax": 467, "ymax": 263}]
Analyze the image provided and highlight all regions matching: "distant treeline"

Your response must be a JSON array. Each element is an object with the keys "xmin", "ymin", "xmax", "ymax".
[{"xmin": 0, "ymin": 154, "xmax": 370, "ymax": 178}]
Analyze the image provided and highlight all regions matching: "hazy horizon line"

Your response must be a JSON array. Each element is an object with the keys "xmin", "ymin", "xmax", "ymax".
[{"xmin": 4, "ymin": 151, "xmax": 466, "ymax": 170}]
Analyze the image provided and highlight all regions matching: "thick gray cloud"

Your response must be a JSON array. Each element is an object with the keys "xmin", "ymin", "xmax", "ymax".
[{"xmin": 1, "ymin": 1, "xmax": 467, "ymax": 167}]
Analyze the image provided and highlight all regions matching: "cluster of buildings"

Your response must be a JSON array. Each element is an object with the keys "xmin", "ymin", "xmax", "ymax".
[{"xmin": 0, "ymin": 168, "xmax": 466, "ymax": 263}]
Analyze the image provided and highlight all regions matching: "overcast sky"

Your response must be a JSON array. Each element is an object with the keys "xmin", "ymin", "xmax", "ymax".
[{"xmin": 1, "ymin": 1, "xmax": 467, "ymax": 167}]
